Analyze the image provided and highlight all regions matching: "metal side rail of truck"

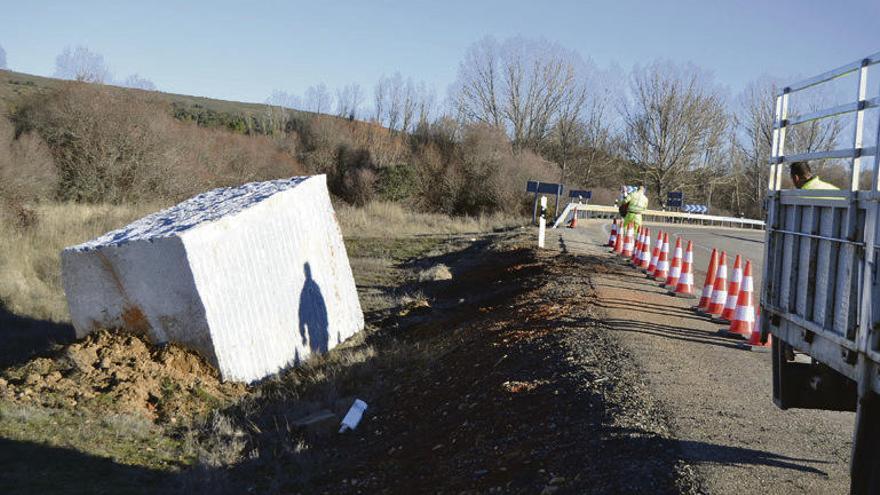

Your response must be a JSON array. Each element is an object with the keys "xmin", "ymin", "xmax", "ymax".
[{"xmin": 760, "ymin": 51, "xmax": 880, "ymax": 494}]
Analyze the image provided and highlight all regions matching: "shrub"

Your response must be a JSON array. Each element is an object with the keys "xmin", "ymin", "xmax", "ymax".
[{"xmin": 9, "ymin": 83, "xmax": 305, "ymax": 204}]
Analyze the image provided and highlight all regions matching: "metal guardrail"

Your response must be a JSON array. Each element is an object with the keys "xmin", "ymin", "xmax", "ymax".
[{"xmin": 552, "ymin": 203, "xmax": 765, "ymax": 229}]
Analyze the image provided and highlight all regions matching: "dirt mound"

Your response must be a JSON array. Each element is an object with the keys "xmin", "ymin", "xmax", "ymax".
[{"xmin": 0, "ymin": 330, "xmax": 246, "ymax": 422}]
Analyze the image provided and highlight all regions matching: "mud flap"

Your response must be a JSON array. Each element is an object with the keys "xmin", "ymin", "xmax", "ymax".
[{"xmin": 772, "ymin": 339, "xmax": 857, "ymax": 411}]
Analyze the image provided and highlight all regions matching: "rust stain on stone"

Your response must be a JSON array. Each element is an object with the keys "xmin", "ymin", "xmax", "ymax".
[{"xmin": 122, "ymin": 305, "xmax": 151, "ymax": 336}]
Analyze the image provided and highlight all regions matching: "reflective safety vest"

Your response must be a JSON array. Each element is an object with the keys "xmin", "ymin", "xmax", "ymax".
[
  {"xmin": 801, "ymin": 176, "xmax": 838, "ymax": 190},
  {"xmin": 624, "ymin": 189, "xmax": 649, "ymax": 214}
]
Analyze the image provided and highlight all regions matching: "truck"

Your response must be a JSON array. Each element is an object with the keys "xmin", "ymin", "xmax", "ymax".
[{"xmin": 762, "ymin": 51, "xmax": 880, "ymax": 494}]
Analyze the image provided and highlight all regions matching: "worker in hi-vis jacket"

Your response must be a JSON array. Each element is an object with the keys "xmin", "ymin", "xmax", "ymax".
[
  {"xmin": 619, "ymin": 185, "xmax": 649, "ymax": 231},
  {"xmin": 790, "ymin": 161, "xmax": 838, "ymax": 190}
]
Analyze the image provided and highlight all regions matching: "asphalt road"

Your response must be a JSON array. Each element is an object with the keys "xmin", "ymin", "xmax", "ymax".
[
  {"xmin": 552, "ymin": 220, "xmax": 854, "ymax": 494},
  {"xmin": 595, "ymin": 221, "xmax": 767, "ymax": 296}
]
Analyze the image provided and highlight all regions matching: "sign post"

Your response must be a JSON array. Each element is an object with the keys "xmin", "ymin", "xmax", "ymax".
[
  {"xmin": 527, "ymin": 180, "xmax": 563, "ymax": 225},
  {"xmin": 666, "ymin": 191, "xmax": 683, "ymax": 209},
  {"xmin": 538, "ymin": 196, "xmax": 547, "ymax": 248}
]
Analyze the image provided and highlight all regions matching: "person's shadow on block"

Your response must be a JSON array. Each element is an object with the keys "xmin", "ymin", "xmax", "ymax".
[{"xmin": 299, "ymin": 262, "xmax": 329, "ymax": 354}]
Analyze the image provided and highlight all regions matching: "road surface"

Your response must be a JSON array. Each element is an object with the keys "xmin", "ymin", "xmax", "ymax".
[{"xmin": 551, "ymin": 220, "xmax": 854, "ymax": 494}]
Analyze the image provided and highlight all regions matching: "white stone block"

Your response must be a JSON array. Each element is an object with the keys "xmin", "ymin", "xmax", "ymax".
[{"xmin": 61, "ymin": 175, "xmax": 364, "ymax": 383}]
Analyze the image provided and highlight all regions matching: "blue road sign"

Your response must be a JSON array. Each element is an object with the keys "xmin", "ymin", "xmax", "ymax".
[
  {"xmin": 683, "ymin": 204, "xmax": 708, "ymax": 214},
  {"xmin": 667, "ymin": 191, "xmax": 683, "ymax": 207},
  {"xmin": 568, "ymin": 189, "xmax": 592, "ymax": 199},
  {"xmin": 526, "ymin": 180, "xmax": 563, "ymax": 195}
]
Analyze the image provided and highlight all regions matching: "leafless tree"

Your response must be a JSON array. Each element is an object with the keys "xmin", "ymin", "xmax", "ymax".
[
  {"xmin": 622, "ymin": 61, "xmax": 728, "ymax": 204},
  {"xmin": 734, "ymin": 79, "xmax": 776, "ymax": 215},
  {"xmin": 0, "ymin": 44, "xmax": 6, "ymax": 70},
  {"xmin": 120, "ymin": 74, "xmax": 156, "ymax": 91},
  {"xmin": 304, "ymin": 83, "xmax": 332, "ymax": 114},
  {"xmin": 451, "ymin": 36, "xmax": 587, "ymax": 150},
  {"xmin": 415, "ymin": 82, "xmax": 437, "ymax": 129},
  {"xmin": 335, "ymin": 83, "xmax": 364, "ymax": 120},
  {"xmin": 54, "ymin": 45, "xmax": 111, "ymax": 83},
  {"xmin": 265, "ymin": 90, "xmax": 302, "ymax": 110}
]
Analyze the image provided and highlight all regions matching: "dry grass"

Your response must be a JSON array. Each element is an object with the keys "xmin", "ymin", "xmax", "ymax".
[
  {"xmin": 0, "ymin": 199, "xmax": 523, "ymax": 323},
  {"xmin": 336, "ymin": 200, "xmax": 524, "ymax": 238},
  {"xmin": 0, "ymin": 202, "xmax": 164, "ymax": 322}
]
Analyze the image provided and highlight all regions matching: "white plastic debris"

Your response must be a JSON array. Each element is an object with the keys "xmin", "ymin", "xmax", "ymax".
[{"xmin": 339, "ymin": 399, "xmax": 368, "ymax": 433}]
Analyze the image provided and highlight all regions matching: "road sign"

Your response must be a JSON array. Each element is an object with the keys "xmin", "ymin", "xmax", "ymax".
[
  {"xmin": 526, "ymin": 180, "xmax": 563, "ymax": 195},
  {"xmin": 683, "ymin": 204, "xmax": 708, "ymax": 214},
  {"xmin": 568, "ymin": 189, "xmax": 592, "ymax": 199},
  {"xmin": 667, "ymin": 192, "xmax": 683, "ymax": 208}
]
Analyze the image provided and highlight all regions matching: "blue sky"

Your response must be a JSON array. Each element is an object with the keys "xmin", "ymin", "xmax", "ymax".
[{"xmin": 1, "ymin": 0, "xmax": 877, "ymax": 105}]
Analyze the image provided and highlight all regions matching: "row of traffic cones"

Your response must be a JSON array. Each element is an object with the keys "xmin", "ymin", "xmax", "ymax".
[
  {"xmin": 692, "ymin": 248, "xmax": 770, "ymax": 351},
  {"xmin": 606, "ymin": 219, "xmax": 769, "ymax": 352},
  {"xmin": 607, "ymin": 220, "xmax": 696, "ymax": 297}
]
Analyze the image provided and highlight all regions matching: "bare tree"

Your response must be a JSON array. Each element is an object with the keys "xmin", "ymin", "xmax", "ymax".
[
  {"xmin": 265, "ymin": 90, "xmax": 302, "ymax": 110},
  {"xmin": 54, "ymin": 45, "xmax": 111, "ymax": 83},
  {"xmin": 622, "ymin": 61, "xmax": 728, "ymax": 204},
  {"xmin": 415, "ymin": 81, "xmax": 436, "ymax": 129},
  {"xmin": 304, "ymin": 83, "xmax": 332, "ymax": 114},
  {"xmin": 335, "ymin": 83, "xmax": 364, "ymax": 120},
  {"xmin": 452, "ymin": 36, "xmax": 503, "ymax": 127},
  {"xmin": 0, "ymin": 44, "xmax": 6, "ymax": 70},
  {"xmin": 735, "ymin": 79, "xmax": 776, "ymax": 216},
  {"xmin": 120, "ymin": 74, "xmax": 156, "ymax": 91}
]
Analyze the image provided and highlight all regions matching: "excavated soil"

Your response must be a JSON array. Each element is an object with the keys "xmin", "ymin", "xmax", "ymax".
[{"xmin": 0, "ymin": 330, "xmax": 246, "ymax": 422}]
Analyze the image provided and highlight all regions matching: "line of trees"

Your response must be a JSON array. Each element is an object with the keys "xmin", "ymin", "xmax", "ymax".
[
  {"xmin": 265, "ymin": 36, "xmax": 846, "ymax": 218},
  {"xmin": 1, "ymin": 37, "xmax": 849, "ymax": 223}
]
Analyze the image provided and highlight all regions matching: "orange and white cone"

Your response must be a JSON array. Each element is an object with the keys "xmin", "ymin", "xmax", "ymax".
[
  {"xmin": 647, "ymin": 230, "xmax": 662, "ymax": 275},
  {"xmin": 695, "ymin": 249, "xmax": 718, "ymax": 313},
  {"xmin": 738, "ymin": 307, "xmax": 771, "ymax": 352},
  {"xmin": 653, "ymin": 233, "xmax": 670, "ymax": 281},
  {"xmin": 719, "ymin": 255, "xmax": 743, "ymax": 322},
  {"xmin": 614, "ymin": 224, "xmax": 624, "ymax": 254},
  {"xmin": 608, "ymin": 220, "xmax": 618, "ymax": 248},
  {"xmin": 568, "ymin": 209, "xmax": 578, "ymax": 228},
  {"xmin": 622, "ymin": 224, "xmax": 635, "ymax": 258},
  {"xmin": 631, "ymin": 227, "xmax": 642, "ymax": 264},
  {"xmin": 672, "ymin": 240, "xmax": 696, "ymax": 297},
  {"xmin": 639, "ymin": 228, "xmax": 652, "ymax": 270},
  {"xmin": 706, "ymin": 252, "xmax": 728, "ymax": 316},
  {"xmin": 720, "ymin": 260, "xmax": 756, "ymax": 339},
  {"xmin": 664, "ymin": 237, "xmax": 683, "ymax": 287}
]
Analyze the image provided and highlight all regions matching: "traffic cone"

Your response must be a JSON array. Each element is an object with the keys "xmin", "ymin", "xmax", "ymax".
[
  {"xmin": 622, "ymin": 225, "xmax": 635, "ymax": 258},
  {"xmin": 720, "ymin": 260, "xmax": 754, "ymax": 338},
  {"xmin": 631, "ymin": 227, "xmax": 642, "ymax": 264},
  {"xmin": 639, "ymin": 228, "xmax": 652, "ymax": 270},
  {"xmin": 719, "ymin": 255, "xmax": 743, "ymax": 322},
  {"xmin": 672, "ymin": 240, "xmax": 696, "ymax": 297},
  {"xmin": 706, "ymin": 252, "xmax": 728, "ymax": 316},
  {"xmin": 653, "ymin": 233, "xmax": 670, "ymax": 281},
  {"xmin": 694, "ymin": 249, "xmax": 718, "ymax": 313},
  {"xmin": 568, "ymin": 209, "xmax": 578, "ymax": 228},
  {"xmin": 634, "ymin": 227, "xmax": 646, "ymax": 265},
  {"xmin": 738, "ymin": 307, "xmax": 771, "ymax": 352},
  {"xmin": 647, "ymin": 230, "xmax": 662, "ymax": 275},
  {"xmin": 614, "ymin": 225, "xmax": 624, "ymax": 254},
  {"xmin": 607, "ymin": 220, "xmax": 618, "ymax": 248},
  {"xmin": 664, "ymin": 237, "xmax": 683, "ymax": 287}
]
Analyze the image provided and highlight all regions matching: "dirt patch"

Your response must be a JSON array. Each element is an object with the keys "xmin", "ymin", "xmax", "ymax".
[
  {"xmin": 0, "ymin": 330, "xmax": 246, "ymax": 421},
  {"xmin": 188, "ymin": 244, "xmax": 700, "ymax": 494}
]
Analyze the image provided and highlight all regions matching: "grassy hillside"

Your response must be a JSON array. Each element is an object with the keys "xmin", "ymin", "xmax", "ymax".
[{"xmin": 0, "ymin": 69, "xmax": 311, "ymax": 132}]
